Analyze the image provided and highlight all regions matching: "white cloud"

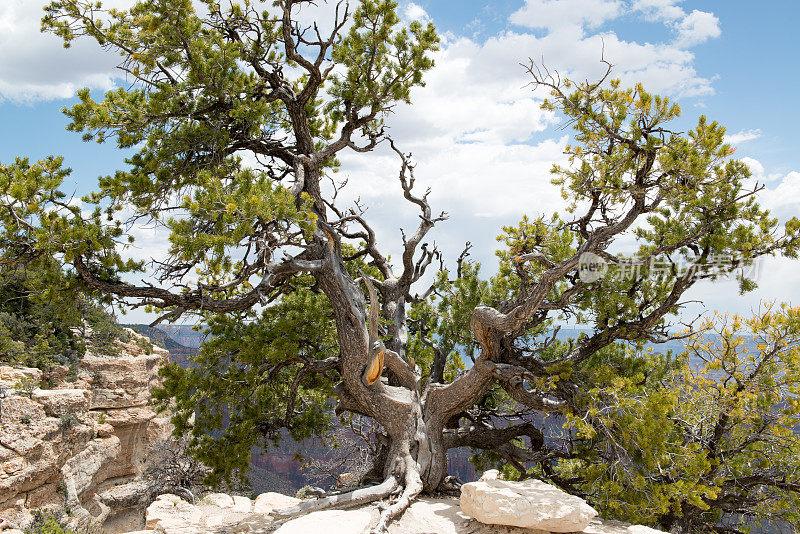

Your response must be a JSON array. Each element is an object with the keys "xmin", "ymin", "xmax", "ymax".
[
  {"xmin": 510, "ymin": 0, "xmax": 623, "ymax": 31},
  {"xmin": 759, "ymin": 171, "xmax": 800, "ymax": 219},
  {"xmin": 631, "ymin": 2, "xmax": 722, "ymax": 49},
  {"xmin": 740, "ymin": 157, "xmax": 765, "ymax": 178},
  {"xmin": 734, "ymin": 156, "xmax": 785, "ymax": 185},
  {"xmin": 725, "ymin": 129, "xmax": 762, "ymax": 145},
  {"xmin": 403, "ymin": 3, "xmax": 430, "ymax": 23},
  {"xmin": 674, "ymin": 10, "xmax": 721, "ymax": 47},
  {"xmin": 691, "ymin": 167, "xmax": 800, "ymax": 317},
  {"xmin": 684, "ymin": 255, "xmax": 800, "ymax": 321},
  {"xmin": 632, "ymin": 0, "xmax": 685, "ymax": 22},
  {"xmin": 0, "ymin": 0, "xmax": 134, "ymax": 103}
]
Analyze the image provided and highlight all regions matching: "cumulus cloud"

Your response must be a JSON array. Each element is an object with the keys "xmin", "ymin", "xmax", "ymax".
[
  {"xmin": 699, "ymin": 169, "xmax": 800, "ymax": 316},
  {"xmin": 631, "ymin": 1, "xmax": 721, "ymax": 49},
  {"xmin": 674, "ymin": 10, "xmax": 721, "ymax": 47},
  {"xmin": 725, "ymin": 129, "xmax": 762, "ymax": 145},
  {"xmin": 0, "ymin": 0, "xmax": 128, "ymax": 103},
  {"xmin": 403, "ymin": 2, "xmax": 430, "ymax": 23},
  {"xmin": 741, "ymin": 157, "xmax": 765, "ymax": 178},
  {"xmin": 510, "ymin": 0, "xmax": 623, "ymax": 30},
  {"xmin": 759, "ymin": 171, "xmax": 800, "ymax": 220},
  {"xmin": 632, "ymin": 0, "xmax": 685, "ymax": 22}
]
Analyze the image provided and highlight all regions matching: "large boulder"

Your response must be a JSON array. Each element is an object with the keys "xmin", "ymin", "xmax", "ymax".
[
  {"xmin": 389, "ymin": 496, "xmax": 667, "ymax": 534},
  {"xmin": 388, "ymin": 498, "xmax": 500, "ymax": 534},
  {"xmin": 253, "ymin": 492, "xmax": 301, "ymax": 515},
  {"xmin": 460, "ymin": 476, "xmax": 598, "ymax": 533},
  {"xmin": 201, "ymin": 493, "xmax": 236, "ymax": 509},
  {"xmin": 231, "ymin": 495, "xmax": 253, "ymax": 514},
  {"xmin": 80, "ymin": 350, "xmax": 164, "ymax": 410}
]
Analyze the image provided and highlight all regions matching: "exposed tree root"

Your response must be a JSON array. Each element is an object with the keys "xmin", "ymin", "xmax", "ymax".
[
  {"xmin": 268, "ymin": 455, "xmax": 427, "ymax": 534},
  {"xmin": 271, "ymin": 475, "xmax": 399, "ymax": 520},
  {"xmin": 371, "ymin": 456, "xmax": 423, "ymax": 534}
]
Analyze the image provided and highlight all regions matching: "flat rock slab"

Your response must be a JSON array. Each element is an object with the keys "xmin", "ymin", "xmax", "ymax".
[
  {"xmin": 253, "ymin": 492, "xmax": 301, "ymax": 515},
  {"xmin": 460, "ymin": 478, "xmax": 598, "ymax": 533},
  {"xmin": 146, "ymin": 494, "xmax": 203, "ymax": 533},
  {"xmin": 275, "ymin": 509, "xmax": 372, "ymax": 534},
  {"xmin": 131, "ymin": 493, "xmax": 667, "ymax": 534}
]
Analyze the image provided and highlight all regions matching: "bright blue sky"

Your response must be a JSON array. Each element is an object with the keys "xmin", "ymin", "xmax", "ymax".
[{"xmin": 0, "ymin": 0, "xmax": 798, "ymax": 322}]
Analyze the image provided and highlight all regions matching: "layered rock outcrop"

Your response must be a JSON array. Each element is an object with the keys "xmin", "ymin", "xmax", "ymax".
[{"xmin": 0, "ymin": 330, "xmax": 172, "ymax": 532}]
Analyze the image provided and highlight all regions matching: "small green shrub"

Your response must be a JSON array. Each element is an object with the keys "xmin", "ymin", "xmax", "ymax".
[
  {"xmin": 14, "ymin": 376, "xmax": 38, "ymax": 399},
  {"xmin": 135, "ymin": 337, "xmax": 153, "ymax": 355},
  {"xmin": 64, "ymin": 365, "xmax": 79, "ymax": 382},
  {"xmin": 24, "ymin": 511, "xmax": 76, "ymax": 534},
  {"xmin": 0, "ymin": 266, "xmax": 129, "ymax": 370},
  {"xmin": 59, "ymin": 413, "xmax": 79, "ymax": 430},
  {"xmin": 56, "ymin": 481, "xmax": 67, "ymax": 501}
]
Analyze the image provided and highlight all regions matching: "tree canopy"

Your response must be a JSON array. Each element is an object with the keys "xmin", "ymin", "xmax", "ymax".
[{"xmin": 1, "ymin": 1, "xmax": 799, "ymax": 532}]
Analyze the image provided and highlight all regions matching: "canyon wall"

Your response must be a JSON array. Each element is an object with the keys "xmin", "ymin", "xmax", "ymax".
[{"xmin": 0, "ymin": 330, "xmax": 172, "ymax": 532}]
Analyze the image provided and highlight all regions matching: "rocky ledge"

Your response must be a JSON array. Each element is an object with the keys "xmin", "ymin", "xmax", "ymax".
[
  {"xmin": 0, "ymin": 330, "xmax": 172, "ymax": 533},
  {"xmin": 129, "ymin": 473, "xmax": 665, "ymax": 534}
]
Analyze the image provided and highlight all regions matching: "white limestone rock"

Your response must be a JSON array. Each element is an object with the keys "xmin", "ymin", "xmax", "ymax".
[
  {"xmin": 253, "ymin": 492, "xmax": 301, "ymax": 515},
  {"xmin": 0, "ymin": 330, "xmax": 173, "ymax": 532},
  {"xmin": 479, "ymin": 469, "xmax": 500, "ymax": 481},
  {"xmin": 275, "ymin": 509, "xmax": 372, "ymax": 534},
  {"xmin": 201, "ymin": 493, "xmax": 235, "ymax": 509},
  {"xmin": 231, "ymin": 495, "xmax": 253, "ymax": 513},
  {"xmin": 145, "ymin": 494, "xmax": 203, "ymax": 533},
  {"xmin": 387, "ymin": 497, "xmax": 548, "ymax": 534},
  {"xmin": 0, "ymin": 366, "xmax": 42, "ymax": 389},
  {"xmin": 32, "ymin": 388, "xmax": 91, "ymax": 417},
  {"xmin": 460, "ymin": 476, "xmax": 598, "ymax": 533}
]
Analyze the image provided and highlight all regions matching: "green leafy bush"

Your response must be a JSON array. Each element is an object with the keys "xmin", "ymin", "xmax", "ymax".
[{"xmin": 23, "ymin": 511, "xmax": 76, "ymax": 534}]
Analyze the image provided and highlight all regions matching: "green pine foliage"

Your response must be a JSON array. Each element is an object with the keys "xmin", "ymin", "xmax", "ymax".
[
  {"xmin": 0, "ymin": 1, "xmax": 798, "ymax": 532},
  {"xmin": 0, "ymin": 264, "xmax": 124, "ymax": 369},
  {"xmin": 153, "ymin": 276, "xmax": 340, "ymax": 487}
]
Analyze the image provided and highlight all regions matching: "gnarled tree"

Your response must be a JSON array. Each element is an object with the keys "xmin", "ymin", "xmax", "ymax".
[{"xmin": 1, "ymin": 0, "xmax": 798, "ymax": 531}]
